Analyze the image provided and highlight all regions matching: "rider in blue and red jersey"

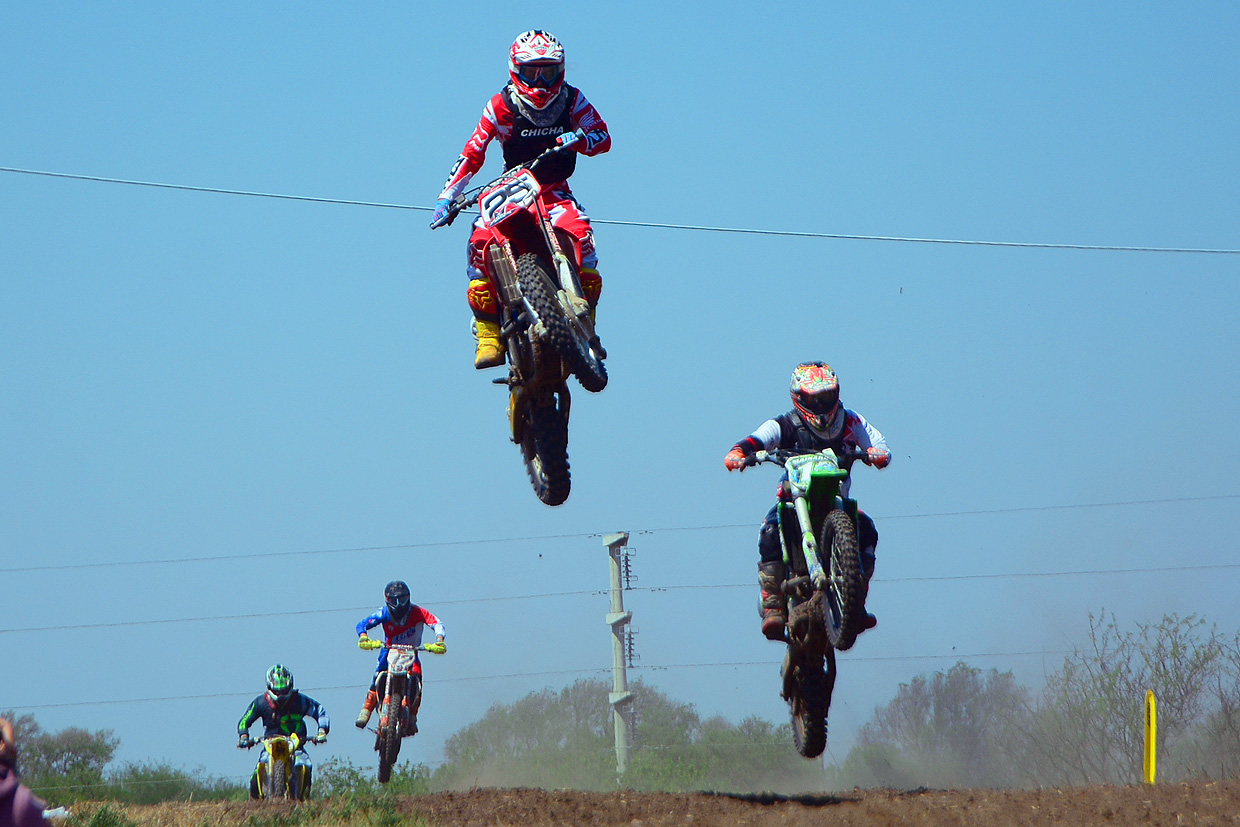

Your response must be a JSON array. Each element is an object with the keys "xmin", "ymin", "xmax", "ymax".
[
  {"xmin": 725, "ymin": 362, "xmax": 893, "ymax": 642},
  {"xmin": 430, "ymin": 29, "xmax": 612, "ymax": 369},
  {"xmin": 354, "ymin": 580, "xmax": 446, "ymax": 732}
]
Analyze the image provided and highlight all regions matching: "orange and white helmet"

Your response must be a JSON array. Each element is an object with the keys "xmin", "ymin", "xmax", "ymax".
[
  {"xmin": 509, "ymin": 30, "xmax": 565, "ymax": 110},
  {"xmin": 790, "ymin": 362, "xmax": 841, "ymax": 431}
]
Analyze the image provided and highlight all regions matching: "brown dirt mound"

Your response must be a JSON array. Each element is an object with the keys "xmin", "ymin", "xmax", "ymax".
[{"xmin": 82, "ymin": 779, "xmax": 1240, "ymax": 827}]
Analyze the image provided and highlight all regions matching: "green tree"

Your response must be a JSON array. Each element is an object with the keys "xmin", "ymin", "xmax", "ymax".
[
  {"xmin": 3, "ymin": 711, "xmax": 119, "ymax": 803},
  {"xmin": 3, "ymin": 712, "xmax": 244, "ymax": 805},
  {"xmin": 433, "ymin": 678, "xmax": 615, "ymax": 790},
  {"xmin": 432, "ymin": 679, "xmax": 824, "ymax": 793},
  {"xmin": 847, "ymin": 662, "xmax": 1031, "ymax": 789},
  {"xmin": 694, "ymin": 716, "xmax": 820, "ymax": 793}
]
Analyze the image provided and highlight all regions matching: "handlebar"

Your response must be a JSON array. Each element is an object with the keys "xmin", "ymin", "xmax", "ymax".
[
  {"xmin": 358, "ymin": 637, "xmax": 446, "ymax": 655},
  {"xmin": 749, "ymin": 447, "xmax": 869, "ymax": 468},
  {"xmin": 440, "ymin": 143, "xmax": 571, "ymax": 222},
  {"xmin": 239, "ymin": 732, "xmax": 324, "ymax": 749},
  {"xmin": 392, "ymin": 642, "xmax": 446, "ymax": 654}
]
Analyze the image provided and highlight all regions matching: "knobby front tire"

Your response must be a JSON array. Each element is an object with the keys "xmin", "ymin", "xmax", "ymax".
[
  {"xmin": 516, "ymin": 252, "xmax": 607, "ymax": 393},
  {"xmin": 818, "ymin": 509, "xmax": 864, "ymax": 651},
  {"xmin": 377, "ymin": 680, "xmax": 404, "ymax": 784}
]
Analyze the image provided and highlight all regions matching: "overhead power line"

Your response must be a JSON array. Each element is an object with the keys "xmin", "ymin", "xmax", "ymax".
[
  {"xmin": 591, "ymin": 217, "xmax": 1240, "ymax": 253},
  {"xmin": 2, "ymin": 165, "xmax": 1237, "ymax": 255},
  {"xmin": 2, "ymin": 493, "xmax": 1235, "ymax": 575},
  {"xmin": 0, "ymin": 532, "xmax": 603, "ymax": 574},
  {"xmin": 4, "ymin": 648, "xmax": 1071, "ymax": 712},
  {"xmin": 0, "ymin": 166, "xmax": 413, "ymax": 211},
  {"xmin": 0, "ymin": 590, "xmax": 604, "ymax": 634},
  {"xmin": 4, "ymin": 559, "xmax": 1238, "ymax": 636},
  {"xmin": 4, "ymin": 670, "xmax": 610, "ymax": 711}
]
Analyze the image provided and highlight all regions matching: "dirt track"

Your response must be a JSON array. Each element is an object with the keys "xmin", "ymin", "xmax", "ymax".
[
  {"xmin": 407, "ymin": 783, "xmax": 1240, "ymax": 826},
  {"xmin": 113, "ymin": 779, "xmax": 1240, "ymax": 827}
]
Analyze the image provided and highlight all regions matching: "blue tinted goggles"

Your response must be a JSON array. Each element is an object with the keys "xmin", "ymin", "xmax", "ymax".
[{"xmin": 517, "ymin": 63, "xmax": 562, "ymax": 88}]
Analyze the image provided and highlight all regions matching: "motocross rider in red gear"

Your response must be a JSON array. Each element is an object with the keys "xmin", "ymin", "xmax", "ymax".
[{"xmin": 429, "ymin": 30, "xmax": 612, "ymax": 369}]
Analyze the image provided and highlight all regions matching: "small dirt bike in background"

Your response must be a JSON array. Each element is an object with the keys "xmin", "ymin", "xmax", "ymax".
[
  {"xmin": 359, "ymin": 640, "xmax": 445, "ymax": 783},
  {"xmin": 240, "ymin": 731, "xmax": 322, "ymax": 800},
  {"xmin": 750, "ymin": 447, "xmax": 871, "ymax": 758},
  {"xmin": 436, "ymin": 145, "xmax": 607, "ymax": 506}
]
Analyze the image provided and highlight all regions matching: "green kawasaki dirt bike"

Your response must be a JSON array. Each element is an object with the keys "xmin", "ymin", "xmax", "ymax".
[
  {"xmin": 436, "ymin": 144, "xmax": 607, "ymax": 507},
  {"xmin": 751, "ymin": 447, "xmax": 871, "ymax": 758}
]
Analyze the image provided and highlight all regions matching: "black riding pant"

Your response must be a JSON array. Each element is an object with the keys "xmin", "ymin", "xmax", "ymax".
[{"xmin": 758, "ymin": 502, "xmax": 878, "ymax": 579}]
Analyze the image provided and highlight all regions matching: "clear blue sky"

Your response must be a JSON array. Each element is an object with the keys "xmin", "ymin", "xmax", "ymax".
[{"xmin": 3, "ymin": 2, "xmax": 1238, "ymax": 784}]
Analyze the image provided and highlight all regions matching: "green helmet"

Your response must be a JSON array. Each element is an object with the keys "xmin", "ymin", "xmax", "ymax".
[{"xmin": 265, "ymin": 664, "xmax": 295, "ymax": 704}]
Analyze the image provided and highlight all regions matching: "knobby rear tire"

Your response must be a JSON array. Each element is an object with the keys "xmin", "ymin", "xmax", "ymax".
[
  {"xmin": 515, "ymin": 252, "xmax": 607, "ymax": 393},
  {"xmin": 519, "ymin": 392, "xmax": 571, "ymax": 506},
  {"xmin": 819, "ymin": 509, "xmax": 863, "ymax": 651},
  {"xmin": 788, "ymin": 656, "xmax": 828, "ymax": 758}
]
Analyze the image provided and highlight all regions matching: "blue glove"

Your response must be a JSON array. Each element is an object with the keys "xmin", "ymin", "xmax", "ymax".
[
  {"xmin": 430, "ymin": 198, "xmax": 455, "ymax": 229},
  {"xmin": 556, "ymin": 130, "xmax": 583, "ymax": 151}
]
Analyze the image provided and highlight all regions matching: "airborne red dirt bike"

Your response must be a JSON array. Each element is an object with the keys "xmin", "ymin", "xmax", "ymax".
[{"xmin": 436, "ymin": 145, "xmax": 607, "ymax": 506}]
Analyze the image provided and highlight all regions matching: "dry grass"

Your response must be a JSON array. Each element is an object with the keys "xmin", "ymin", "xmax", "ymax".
[{"xmin": 63, "ymin": 795, "xmax": 425, "ymax": 827}]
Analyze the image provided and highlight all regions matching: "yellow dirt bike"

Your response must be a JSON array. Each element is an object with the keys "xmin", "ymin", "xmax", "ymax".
[
  {"xmin": 240, "ymin": 731, "xmax": 323, "ymax": 800},
  {"xmin": 358, "ymin": 640, "xmax": 445, "ymax": 783}
]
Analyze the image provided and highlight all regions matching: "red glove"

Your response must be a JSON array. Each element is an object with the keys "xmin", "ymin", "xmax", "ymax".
[
  {"xmin": 866, "ymin": 447, "xmax": 891, "ymax": 469},
  {"xmin": 724, "ymin": 447, "xmax": 748, "ymax": 471}
]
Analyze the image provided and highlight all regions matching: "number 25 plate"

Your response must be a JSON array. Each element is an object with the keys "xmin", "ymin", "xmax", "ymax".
[{"xmin": 479, "ymin": 170, "xmax": 539, "ymax": 227}]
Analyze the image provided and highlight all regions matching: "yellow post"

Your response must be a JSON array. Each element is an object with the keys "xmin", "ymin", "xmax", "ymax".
[{"xmin": 1144, "ymin": 689, "xmax": 1157, "ymax": 784}]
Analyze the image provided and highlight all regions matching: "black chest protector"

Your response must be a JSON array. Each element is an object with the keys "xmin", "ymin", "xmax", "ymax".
[
  {"xmin": 501, "ymin": 86, "xmax": 579, "ymax": 187},
  {"xmin": 786, "ymin": 410, "xmax": 856, "ymax": 472}
]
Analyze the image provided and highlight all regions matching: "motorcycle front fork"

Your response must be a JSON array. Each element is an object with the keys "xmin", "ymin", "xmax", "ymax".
[
  {"xmin": 778, "ymin": 497, "xmax": 824, "ymax": 600},
  {"xmin": 381, "ymin": 674, "xmax": 422, "ymax": 729},
  {"xmin": 258, "ymin": 758, "xmax": 306, "ymax": 799}
]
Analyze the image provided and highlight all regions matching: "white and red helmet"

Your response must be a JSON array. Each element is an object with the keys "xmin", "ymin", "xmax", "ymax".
[
  {"xmin": 509, "ymin": 30, "xmax": 565, "ymax": 110},
  {"xmin": 790, "ymin": 362, "xmax": 841, "ymax": 431}
]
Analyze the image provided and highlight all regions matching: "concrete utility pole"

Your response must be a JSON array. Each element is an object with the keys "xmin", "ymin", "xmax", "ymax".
[{"xmin": 603, "ymin": 531, "xmax": 634, "ymax": 776}]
